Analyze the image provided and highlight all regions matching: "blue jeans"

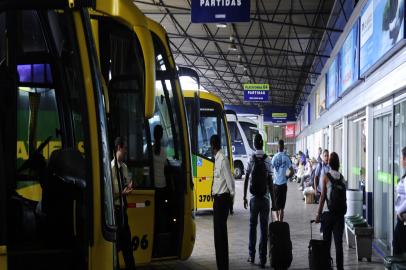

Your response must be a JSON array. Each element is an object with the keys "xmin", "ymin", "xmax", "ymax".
[{"xmin": 249, "ymin": 196, "xmax": 270, "ymax": 263}]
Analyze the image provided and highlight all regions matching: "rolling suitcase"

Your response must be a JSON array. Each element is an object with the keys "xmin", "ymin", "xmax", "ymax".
[
  {"xmin": 308, "ymin": 220, "xmax": 333, "ymax": 270},
  {"xmin": 269, "ymin": 221, "xmax": 292, "ymax": 270}
]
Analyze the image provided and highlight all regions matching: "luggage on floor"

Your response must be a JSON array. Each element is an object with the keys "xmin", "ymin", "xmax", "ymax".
[
  {"xmin": 308, "ymin": 220, "xmax": 333, "ymax": 270},
  {"xmin": 269, "ymin": 221, "xmax": 292, "ymax": 270}
]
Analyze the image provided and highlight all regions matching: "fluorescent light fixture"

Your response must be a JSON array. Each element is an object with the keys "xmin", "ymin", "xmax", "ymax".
[
  {"xmin": 216, "ymin": 23, "xmax": 227, "ymax": 28},
  {"xmin": 228, "ymin": 43, "xmax": 238, "ymax": 51}
]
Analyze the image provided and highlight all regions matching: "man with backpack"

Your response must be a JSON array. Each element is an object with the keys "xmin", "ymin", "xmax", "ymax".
[
  {"xmin": 243, "ymin": 134, "xmax": 272, "ymax": 268},
  {"xmin": 315, "ymin": 152, "xmax": 347, "ymax": 270},
  {"xmin": 271, "ymin": 140, "xmax": 292, "ymax": 222}
]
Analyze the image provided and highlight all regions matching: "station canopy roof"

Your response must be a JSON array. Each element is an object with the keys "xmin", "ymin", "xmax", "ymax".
[{"xmin": 136, "ymin": 0, "xmax": 353, "ymax": 115}]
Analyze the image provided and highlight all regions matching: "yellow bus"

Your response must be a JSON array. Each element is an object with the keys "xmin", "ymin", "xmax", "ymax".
[
  {"xmin": 1, "ymin": 1, "xmax": 116, "ymax": 269},
  {"xmin": 184, "ymin": 90, "xmax": 233, "ymax": 211},
  {"xmin": 89, "ymin": 4, "xmax": 195, "ymax": 265}
]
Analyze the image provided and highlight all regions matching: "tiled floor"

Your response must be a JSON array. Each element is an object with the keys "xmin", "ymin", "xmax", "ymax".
[{"xmin": 139, "ymin": 181, "xmax": 384, "ymax": 269}]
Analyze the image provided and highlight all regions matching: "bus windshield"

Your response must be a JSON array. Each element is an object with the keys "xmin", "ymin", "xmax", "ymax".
[
  {"xmin": 240, "ymin": 122, "xmax": 259, "ymax": 150},
  {"xmin": 194, "ymin": 100, "xmax": 229, "ymax": 160}
]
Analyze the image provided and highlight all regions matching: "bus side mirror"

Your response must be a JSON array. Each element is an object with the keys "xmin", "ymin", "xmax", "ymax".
[{"xmin": 178, "ymin": 67, "xmax": 200, "ymax": 90}]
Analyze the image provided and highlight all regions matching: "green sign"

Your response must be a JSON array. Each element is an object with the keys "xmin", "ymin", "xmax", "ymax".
[
  {"xmin": 271, "ymin": 113, "xmax": 287, "ymax": 118},
  {"xmin": 243, "ymin": 84, "xmax": 269, "ymax": 91}
]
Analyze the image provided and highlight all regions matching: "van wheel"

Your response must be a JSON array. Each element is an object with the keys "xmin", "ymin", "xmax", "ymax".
[{"xmin": 234, "ymin": 162, "xmax": 243, "ymax": 179}]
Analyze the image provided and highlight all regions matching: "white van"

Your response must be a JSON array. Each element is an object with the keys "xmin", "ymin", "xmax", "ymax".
[{"xmin": 226, "ymin": 114, "xmax": 260, "ymax": 179}]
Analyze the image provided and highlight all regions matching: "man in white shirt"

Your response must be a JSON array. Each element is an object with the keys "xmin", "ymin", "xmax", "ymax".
[
  {"xmin": 210, "ymin": 134, "xmax": 235, "ymax": 270},
  {"xmin": 111, "ymin": 137, "xmax": 135, "ymax": 270}
]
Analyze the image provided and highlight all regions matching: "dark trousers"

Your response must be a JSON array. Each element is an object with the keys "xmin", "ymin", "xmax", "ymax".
[
  {"xmin": 322, "ymin": 212, "xmax": 344, "ymax": 270},
  {"xmin": 213, "ymin": 193, "xmax": 231, "ymax": 270},
  {"xmin": 249, "ymin": 196, "xmax": 270, "ymax": 264},
  {"xmin": 116, "ymin": 208, "xmax": 136, "ymax": 270},
  {"xmin": 393, "ymin": 218, "xmax": 406, "ymax": 255}
]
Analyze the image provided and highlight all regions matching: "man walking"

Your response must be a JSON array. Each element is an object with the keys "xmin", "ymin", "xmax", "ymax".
[
  {"xmin": 271, "ymin": 140, "xmax": 291, "ymax": 222},
  {"xmin": 243, "ymin": 134, "xmax": 272, "ymax": 268},
  {"xmin": 210, "ymin": 134, "xmax": 235, "ymax": 270}
]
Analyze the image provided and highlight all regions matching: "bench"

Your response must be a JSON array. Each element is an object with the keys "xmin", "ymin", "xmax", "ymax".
[
  {"xmin": 384, "ymin": 254, "xmax": 406, "ymax": 269},
  {"xmin": 345, "ymin": 216, "xmax": 373, "ymax": 262}
]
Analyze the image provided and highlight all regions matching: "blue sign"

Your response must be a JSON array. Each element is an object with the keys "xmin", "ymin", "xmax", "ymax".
[
  {"xmin": 191, "ymin": 0, "xmax": 250, "ymax": 23},
  {"xmin": 360, "ymin": 0, "xmax": 405, "ymax": 75},
  {"xmin": 244, "ymin": 90, "xmax": 269, "ymax": 102},
  {"xmin": 326, "ymin": 57, "xmax": 339, "ymax": 108},
  {"xmin": 340, "ymin": 21, "xmax": 359, "ymax": 95}
]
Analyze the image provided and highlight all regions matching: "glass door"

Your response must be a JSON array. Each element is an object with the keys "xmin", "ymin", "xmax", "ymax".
[
  {"xmin": 348, "ymin": 116, "xmax": 366, "ymax": 189},
  {"xmin": 373, "ymin": 113, "xmax": 394, "ymax": 253}
]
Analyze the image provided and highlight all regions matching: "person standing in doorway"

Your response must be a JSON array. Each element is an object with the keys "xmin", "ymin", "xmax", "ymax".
[
  {"xmin": 243, "ymin": 134, "xmax": 272, "ymax": 268},
  {"xmin": 211, "ymin": 134, "xmax": 235, "ymax": 270},
  {"xmin": 111, "ymin": 137, "xmax": 136, "ymax": 270},
  {"xmin": 394, "ymin": 146, "xmax": 406, "ymax": 255},
  {"xmin": 271, "ymin": 140, "xmax": 291, "ymax": 222}
]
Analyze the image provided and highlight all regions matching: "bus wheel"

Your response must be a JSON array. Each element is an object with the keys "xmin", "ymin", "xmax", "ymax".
[{"xmin": 234, "ymin": 162, "xmax": 243, "ymax": 179}]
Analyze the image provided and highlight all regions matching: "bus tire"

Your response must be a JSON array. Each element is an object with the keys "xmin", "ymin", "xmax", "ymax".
[{"xmin": 234, "ymin": 161, "xmax": 243, "ymax": 179}]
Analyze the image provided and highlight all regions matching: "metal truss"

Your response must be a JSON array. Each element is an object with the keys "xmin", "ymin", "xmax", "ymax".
[{"xmin": 135, "ymin": 0, "xmax": 342, "ymax": 113}]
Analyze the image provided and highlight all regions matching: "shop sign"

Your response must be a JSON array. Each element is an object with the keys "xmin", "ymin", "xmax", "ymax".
[
  {"xmin": 285, "ymin": 124, "xmax": 295, "ymax": 138},
  {"xmin": 340, "ymin": 21, "xmax": 359, "ymax": 95},
  {"xmin": 360, "ymin": 0, "xmax": 405, "ymax": 75},
  {"xmin": 326, "ymin": 57, "xmax": 339, "ymax": 108}
]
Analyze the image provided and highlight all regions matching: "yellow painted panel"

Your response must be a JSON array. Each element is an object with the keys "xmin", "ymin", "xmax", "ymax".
[
  {"xmin": 16, "ymin": 183, "xmax": 42, "ymax": 202},
  {"xmin": 195, "ymin": 177, "xmax": 213, "ymax": 210},
  {"xmin": 133, "ymin": 25, "xmax": 155, "ymax": 118},
  {"xmin": 0, "ymin": 245, "xmax": 6, "ymax": 270},
  {"xmin": 196, "ymin": 157, "xmax": 214, "ymax": 177},
  {"xmin": 122, "ymin": 190, "xmax": 155, "ymax": 266}
]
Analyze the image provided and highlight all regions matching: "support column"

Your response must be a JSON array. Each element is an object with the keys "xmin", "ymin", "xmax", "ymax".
[
  {"xmin": 328, "ymin": 124, "xmax": 334, "ymax": 153},
  {"xmin": 365, "ymin": 105, "xmax": 374, "ymax": 224},
  {"xmin": 342, "ymin": 117, "xmax": 348, "ymax": 181}
]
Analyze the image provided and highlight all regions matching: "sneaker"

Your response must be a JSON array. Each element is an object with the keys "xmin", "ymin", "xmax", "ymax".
[
  {"xmin": 247, "ymin": 257, "xmax": 254, "ymax": 264},
  {"xmin": 260, "ymin": 262, "xmax": 266, "ymax": 268}
]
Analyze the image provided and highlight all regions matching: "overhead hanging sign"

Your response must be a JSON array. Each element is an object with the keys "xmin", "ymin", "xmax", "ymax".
[
  {"xmin": 270, "ymin": 112, "xmax": 287, "ymax": 123},
  {"xmin": 243, "ymin": 84, "xmax": 269, "ymax": 102},
  {"xmin": 191, "ymin": 0, "xmax": 251, "ymax": 23}
]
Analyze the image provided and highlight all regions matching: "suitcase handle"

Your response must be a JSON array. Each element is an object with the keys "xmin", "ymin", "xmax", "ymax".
[{"xmin": 310, "ymin": 220, "xmax": 316, "ymax": 239}]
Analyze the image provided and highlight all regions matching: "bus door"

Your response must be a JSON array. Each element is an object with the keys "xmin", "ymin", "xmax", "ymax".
[
  {"xmin": 97, "ymin": 17, "xmax": 155, "ymax": 264},
  {"xmin": 148, "ymin": 32, "xmax": 189, "ymax": 258},
  {"xmin": 192, "ymin": 101, "xmax": 231, "ymax": 210},
  {"xmin": 0, "ymin": 7, "xmax": 116, "ymax": 270}
]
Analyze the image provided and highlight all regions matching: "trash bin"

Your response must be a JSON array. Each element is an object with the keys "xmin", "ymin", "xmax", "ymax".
[
  {"xmin": 346, "ymin": 189, "xmax": 363, "ymax": 217},
  {"xmin": 354, "ymin": 226, "xmax": 373, "ymax": 262}
]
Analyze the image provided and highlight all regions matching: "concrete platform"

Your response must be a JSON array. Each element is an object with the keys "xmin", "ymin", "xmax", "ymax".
[{"xmin": 139, "ymin": 181, "xmax": 384, "ymax": 269}]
